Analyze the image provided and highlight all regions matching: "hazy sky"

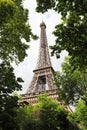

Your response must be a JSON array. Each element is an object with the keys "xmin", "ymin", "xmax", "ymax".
[{"xmin": 14, "ymin": 0, "xmax": 68, "ymax": 94}]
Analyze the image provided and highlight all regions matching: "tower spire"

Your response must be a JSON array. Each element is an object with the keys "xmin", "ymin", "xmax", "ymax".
[{"xmin": 35, "ymin": 21, "xmax": 52, "ymax": 71}]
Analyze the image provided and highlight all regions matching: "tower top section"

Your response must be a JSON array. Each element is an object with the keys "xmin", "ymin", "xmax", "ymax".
[
  {"xmin": 40, "ymin": 21, "xmax": 46, "ymax": 28},
  {"xmin": 34, "ymin": 21, "xmax": 52, "ymax": 71}
]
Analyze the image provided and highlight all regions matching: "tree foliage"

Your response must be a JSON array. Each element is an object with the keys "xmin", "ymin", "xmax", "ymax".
[
  {"xmin": 0, "ymin": 62, "xmax": 23, "ymax": 130},
  {"xmin": 17, "ymin": 94, "xmax": 79, "ymax": 130},
  {"xmin": 36, "ymin": 0, "xmax": 87, "ymax": 69},
  {"xmin": 69, "ymin": 99, "xmax": 87, "ymax": 130},
  {"xmin": 0, "ymin": 0, "xmax": 15, "ymax": 24},
  {"xmin": 54, "ymin": 57, "xmax": 87, "ymax": 105},
  {"xmin": 75, "ymin": 99, "xmax": 87, "ymax": 129},
  {"xmin": 37, "ymin": 94, "xmax": 69, "ymax": 130},
  {"xmin": 0, "ymin": 0, "xmax": 37, "ymax": 63},
  {"xmin": 0, "ymin": 1, "xmax": 37, "ymax": 129}
]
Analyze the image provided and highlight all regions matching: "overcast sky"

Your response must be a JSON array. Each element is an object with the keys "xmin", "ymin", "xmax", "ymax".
[{"xmin": 14, "ymin": 0, "xmax": 68, "ymax": 94}]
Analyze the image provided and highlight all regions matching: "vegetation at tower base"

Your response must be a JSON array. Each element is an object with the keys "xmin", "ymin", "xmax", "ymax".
[
  {"xmin": 0, "ymin": 0, "xmax": 37, "ymax": 130},
  {"xmin": 17, "ymin": 94, "xmax": 79, "ymax": 130},
  {"xmin": 68, "ymin": 98, "xmax": 87, "ymax": 130},
  {"xmin": 54, "ymin": 56, "xmax": 87, "ymax": 106},
  {"xmin": 36, "ymin": 0, "xmax": 87, "ymax": 70}
]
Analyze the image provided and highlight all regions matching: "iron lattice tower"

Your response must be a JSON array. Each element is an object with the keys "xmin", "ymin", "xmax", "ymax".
[
  {"xmin": 26, "ymin": 21, "xmax": 56, "ymax": 94},
  {"xmin": 22, "ymin": 22, "xmax": 72, "ymax": 112}
]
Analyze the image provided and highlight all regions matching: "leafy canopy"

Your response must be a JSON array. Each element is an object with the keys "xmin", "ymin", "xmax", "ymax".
[
  {"xmin": 55, "ymin": 57, "xmax": 87, "ymax": 105},
  {"xmin": 0, "ymin": 0, "xmax": 37, "ymax": 129},
  {"xmin": 0, "ymin": 0, "xmax": 37, "ymax": 63},
  {"xmin": 69, "ymin": 99, "xmax": 87, "ymax": 130},
  {"xmin": 0, "ymin": 62, "xmax": 23, "ymax": 130},
  {"xmin": 17, "ymin": 94, "xmax": 79, "ymax": 130}
]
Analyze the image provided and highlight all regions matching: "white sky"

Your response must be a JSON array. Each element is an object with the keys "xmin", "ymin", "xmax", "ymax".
[{"xmin": 14, "ymin": 0, "xmax": 68, "ymax": 94}]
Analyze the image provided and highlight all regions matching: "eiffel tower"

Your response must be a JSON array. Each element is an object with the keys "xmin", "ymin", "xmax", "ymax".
[
  {"xmin": 22, "ymin": 21, "xmax": 72, "ymax": 111},
  {"xmin": 26, "ymin": 21, "xmax": 56, "ymax": 94}
]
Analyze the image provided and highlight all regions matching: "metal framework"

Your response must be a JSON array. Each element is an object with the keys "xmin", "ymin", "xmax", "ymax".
[
  {"xmin": 26, "ymin": 21, "xmax": 56, "ymax": 94},
  {"xmin": 22, "ymin": 21, "xmax": 72, "ymax": 112}
]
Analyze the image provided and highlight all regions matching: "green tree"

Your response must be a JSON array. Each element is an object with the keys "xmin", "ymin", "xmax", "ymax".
[
  {"xmin": 0, "ymin": 0, "xmax": 37, "ymax": 63},
  {"xmin": 18, "ymin": 94, "xmax": 79, "ymax": 130},
  {"xmin": 0, "ymin": 0, "xmax": 37, "ymax": 129},
  {"xmin": 38, "ymin": 94, "xmax": 69, "ymax": 130},
  {"xmin": 17, "ymin": 104, "xmax": 34, "ymax": 130},
  {"xmin": 69, "ymin": 99, "xmax": 87, "ymax": 130},
  {"xmin": 0, "ymin": 62, "xmax": 23, "ymax": 130},
  {"xmin": 55, "ymin": 57, "xmax": 87, "ymax": 105},
  {"xmin": 36, "ymin": 0, "xmax": 87, "ymax": 69},
  {"xmin": 0, "ymin": 0, "xmax": 15, "ymax": 25}
]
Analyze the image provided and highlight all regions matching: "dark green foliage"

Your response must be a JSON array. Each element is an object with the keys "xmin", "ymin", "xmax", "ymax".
[
  {"xmin": 0, "ymin": 62, "xmax": 23, "ymax": 130},
  {"xmin": 69, "ymin": 99, "xmax": 87, "ymax": 130},
  {"xmin": 36, "ymin": 0, "xmax": 87, "ymax": 16},
  {"xmin": 52, "ymin": 15, "xmax": 87, "ymax": 69},
  {"xmin": 36, "ymin": 0, "xmax": 87, "ymax": 69},
  {"xmin": 17, "ymin": 105, "xmax": 36, "ymax": 130},
  {"xmin": 0, "ymin": 0, "xmax": 38, "ymax": 63},
  {"xmin": 0, "ymin": 0, "xmax": 15, "ymax": 26},
  {"xmin": 36, "ymin": 0, "xmax": 55, "ymax": 13},
  {"xmin": 38, "ymin": 94, "xmax": 68, "ymax": 130},
  {"xmin": 18, "ymin": 94, "xmax": 79, "ymax": 130},
  {"xmin": 0, "ymin": 1, "xmax": 38, "ymax": 129},
  {"xmin": 54, "ymin": 57, "xmax": 87, "ymax": 105},
  {"xmin": 0, "ymin": 96, "xmax": 19, "ymax": 130},
  {"xmin": 82, "ymin": 93, "xmax": 87, "ymax": 105}
]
